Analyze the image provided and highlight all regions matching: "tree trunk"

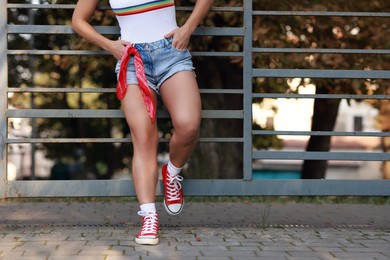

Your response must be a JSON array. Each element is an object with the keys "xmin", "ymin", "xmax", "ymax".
[{"xmin": 301, "ymin": 87, "xmax": 341, "ymax": 179}]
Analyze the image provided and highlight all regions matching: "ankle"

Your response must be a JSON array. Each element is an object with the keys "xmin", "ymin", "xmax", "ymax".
[
  {"xmin": 140, "ymin": 203, "xmax": 156, "ymax": 213},
  {"xmin": 168, "ymin": 161, "xmax": 182, "ymax": 176}
]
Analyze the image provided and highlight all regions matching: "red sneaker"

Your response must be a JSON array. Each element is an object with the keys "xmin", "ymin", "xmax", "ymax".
[
  {"xmin": 162, "ymin": 164, "xmax": 184, "ymax": 215},
  {"xmin": 135, "ymin": 211, "xmax": 159, "ymax": 245}
]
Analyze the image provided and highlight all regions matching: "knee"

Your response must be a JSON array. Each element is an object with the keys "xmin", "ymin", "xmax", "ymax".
[
  {"xmin": 131, "ymin": 128, "xmax": 159, "ymax": 149},
  {"xmin": 174, "ymin": 118, "xmax": 200, "ymax": 142}
]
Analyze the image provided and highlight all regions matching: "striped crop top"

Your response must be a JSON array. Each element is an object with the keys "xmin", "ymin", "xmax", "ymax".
[{"xmin": 109, "ymin": 0, "xmax": 178, "ymax": 43}]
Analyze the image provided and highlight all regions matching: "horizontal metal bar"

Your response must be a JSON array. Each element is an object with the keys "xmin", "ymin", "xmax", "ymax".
[
  {"xmin": 8, "ymin": 87, "xmax": 244, "ymax": 94},
  {"xmin": 5, "ymin": 180, "xmax": 137, "ymax": 197},
  {"xmin": 178, "ymin": 6, "xmax": 243, "ymax": 12},
  {"xmin": 7, "ymin": 3, "xmax": 77, "ymax": 9},
  {"xmin": 5, "ymin": 179, "xmax": 390, "ymax": 197},
  {"xmin": 253, "ymin": 151, "xmax": 390, "ymax": 161},
  {"xmin": 9, "ymin": 89, "xmax": 388, "ymax": 99},
  {"xmin": 182, "ymin": 180, "xmax": 390, "ymax": 196},
  {"xmin": 253, "ymin": 130, "xmax": 390, "ymax": 137},
  {"xmin": 8, "ymin": 50, "xmax": 111, "ymax": 55},
  {"xmin": 9, "ymin": 48, "xmax": 389, "ymax": 56},
  {"xmin": 7, "ymin": 25, "xmax": 244, "ymax": 36},
  {"xmin": 6, "ymin": 137, "xmax": 244, "ymax": 144},
  {"xmin": 252, "ymin": 93, "xmax": 390, "ymax": 100},
  {"xmin": 253, "ymin": 48, "xmax": 390, "ymax": 55},
  {"xmin": 6, "ymin": 109, "xmax": 124, "ymax": 118},
  {"xmin": 193, "ymin": 27, "xmax": 244, "ymax": 36},
  {"xmin": 12, "ymin": 48, "xmax": 390, "ymax": 57},
  {"xmin": 200, "ymin": 89, "xmax": 243, "ymax": 94},
  {"xmin": 9, "ymin": 5, "xmax": 387, "ymax": 18},
  {"xmin": 253, "ymin": 69, "xmax": 390, "ymax": 79},
  {"xmin": 7, "ymin": 4, "xmax": 243, "ymax": 12},
  {"xmin": 6, "ymin": 109, "xmax": 244, "ymax": 119},
  {"xmin": 252, "ymin": 11, "xmax": 390, "ymax": 17},
  {"xmin": 192, "ymin": 51, "xmax": 243, "ymax": 57},
  {"xmin": 13, "ymin": 48, "xmax": 389, "ymax": 57},
  {"xmin": 7, "ymin": 50, "xmax": 243, "ymax": 57},
  {"xmin": 8, "ymin": 87, "xmax": 114, "ymax": 93},
  {"xmin": 7, "ymin": 25, "xmax": 117, "ymax": 34}
]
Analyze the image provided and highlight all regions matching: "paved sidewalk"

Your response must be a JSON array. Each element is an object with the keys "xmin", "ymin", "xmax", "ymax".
[{"xmin": 0, "ymin": 201, "xmax": 389, "ymax": 259}]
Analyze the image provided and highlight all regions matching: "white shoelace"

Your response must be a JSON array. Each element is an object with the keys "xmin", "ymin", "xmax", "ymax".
[
  {"xmin": 166, "ymin": 174, "xmax": 183, "ymax": 202},
  {"xmin": 137, "ymin": 211, "xmax": 158, "ymax": 235}
]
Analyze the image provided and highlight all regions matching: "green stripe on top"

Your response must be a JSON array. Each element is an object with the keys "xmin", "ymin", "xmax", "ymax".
[{"xmin": 112, "ymin": 0, "xmax": 174, "ymax": 16}]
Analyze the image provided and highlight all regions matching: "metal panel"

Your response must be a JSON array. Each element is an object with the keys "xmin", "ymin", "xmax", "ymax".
[
  {"xmin": 3, "ymin": 1, "xmax": 390, "ymax": 198},
  {"xmin": 0, "ymin": 0, "xmax": 7, "ymax": 198}
]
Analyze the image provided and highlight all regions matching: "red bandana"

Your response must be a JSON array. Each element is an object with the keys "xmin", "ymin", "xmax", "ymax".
[{"xmin": 116, "ymin": 45, "xmax": 156, "ymax": 123}]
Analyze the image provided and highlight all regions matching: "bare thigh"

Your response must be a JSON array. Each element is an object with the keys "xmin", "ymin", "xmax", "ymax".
[
  {"xmin": 160, "ymin": 71, "xmax": 201, "ymax": 129},
  {"xmin": 121, "ymin": 84, "xmax": 159, "ymax": 149}
]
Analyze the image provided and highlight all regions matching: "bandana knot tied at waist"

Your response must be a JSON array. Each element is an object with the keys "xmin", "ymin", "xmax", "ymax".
[{"xmin": 116, "ymin": 45, "xmax": 156, "ymax": 123}]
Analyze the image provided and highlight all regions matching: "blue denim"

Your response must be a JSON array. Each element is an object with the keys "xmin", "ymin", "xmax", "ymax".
[{"xmin": 115, "ymin": 37, "xmax": 194, "ymax": 94}]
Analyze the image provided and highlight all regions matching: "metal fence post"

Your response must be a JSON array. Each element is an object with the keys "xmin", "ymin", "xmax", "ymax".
[
  {"xmin": 0, "ymin": 0, "xmax": 8, "ymax": 198},
  {"xmin": 243, "ymin": 0, "xmax": 253, "ymax": 180}
]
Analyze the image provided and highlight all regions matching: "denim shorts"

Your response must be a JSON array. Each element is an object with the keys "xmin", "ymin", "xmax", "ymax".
[{"xmin": 115, "ymin": 37, "xmax": 194, "ymax": 94}]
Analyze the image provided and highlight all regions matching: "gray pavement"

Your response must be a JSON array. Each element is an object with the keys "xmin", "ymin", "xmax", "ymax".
[{"xmin": 0, "ymin": 201, "xmax": 389, "ymax": 259}]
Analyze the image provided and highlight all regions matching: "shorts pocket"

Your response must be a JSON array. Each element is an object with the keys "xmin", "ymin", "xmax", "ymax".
[{"xmin": 171, "ymin": 45, "xmax": 188, "ymax": 53}]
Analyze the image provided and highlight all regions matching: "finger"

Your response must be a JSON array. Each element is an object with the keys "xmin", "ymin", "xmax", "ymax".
[
  {"xmin": 173, "ymin": 41, "xmax": 180, "ymax": 49},
  {"xmin": 175, "ymin": 43, "xmax": 183, "ymax": 50},
  {"xmin": 119, "ymin": 40, "xmax": 131, "ymax": 46},
  {"xmin": 164, "ymin": 29, "xmax": 176, "ymax": 39}
]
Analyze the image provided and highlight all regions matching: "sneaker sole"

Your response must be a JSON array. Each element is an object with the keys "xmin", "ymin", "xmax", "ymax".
[
  {"xmin": 135, "ymin": 237, "xmax": 159, "ymax": 245},
  {"xmin": 163, "ymin": 200, "xmax": 184, "ymax": 215}
]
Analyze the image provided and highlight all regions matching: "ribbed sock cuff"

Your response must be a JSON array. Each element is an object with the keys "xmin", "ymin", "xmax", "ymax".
[
  {"xmin": 168, "ymin": 161, "xmax": 182, "ymax": 176},
  {"xmin": 140, "ymin": 203, "xmax": 156, "ymax": 213}
]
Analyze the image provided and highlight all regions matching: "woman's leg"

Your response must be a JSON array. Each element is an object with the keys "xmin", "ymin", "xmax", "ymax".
[
  {"xmin": 122, "ymin": 84, "xmax": 160, "ymax": 245},
  {"xmin": 160, "ymin": 70, "xmax": 201, "ymax": 168},
  {"xmin": 158, "ymin": 70, "xmax": 201, "ymax": 215},
  {"xmin": 121, "ymin": 84, "xmax": 159, "ymax": 204}
]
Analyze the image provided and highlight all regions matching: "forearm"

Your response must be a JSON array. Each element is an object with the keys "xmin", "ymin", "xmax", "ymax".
[
  {"xmin": 183, "ymin": 0, "xmax": 213, "ymax": 33},
  {"xmin": 71, "ymin": 0, "xmax": 111, "ymax": 51},
  {"xmin": 72, "ymin": 19, "xmax": 112, "ymax": 51}
]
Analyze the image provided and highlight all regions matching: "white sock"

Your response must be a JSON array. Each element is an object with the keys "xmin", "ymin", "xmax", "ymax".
[
  {"xmin": 140, "ymin": 203, "xmax": 156, "ymax": 213},
  {"xmin": 168, "ymin": 161, "xmax": 182, "ymax": 176}
]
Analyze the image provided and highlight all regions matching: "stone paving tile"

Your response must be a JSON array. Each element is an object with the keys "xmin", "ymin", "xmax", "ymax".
[
  {"xmin": 0, "ymin": 202, "xmax": 389, "ymax": 259},
  {"xmin": 0, "ymin": 226, "xmax": 388, "ymax": 259}
]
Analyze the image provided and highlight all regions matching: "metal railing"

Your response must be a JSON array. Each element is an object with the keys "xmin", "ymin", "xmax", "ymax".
[{"xmin": 1, "ymin": 0, "xmax": 389, "ymax": 198}]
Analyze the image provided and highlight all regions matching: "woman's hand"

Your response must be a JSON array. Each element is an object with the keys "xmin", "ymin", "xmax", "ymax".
[
  {"xmin": 73, "ymin": 0, "xmax": 131, "ymax": 60},
  {"xmin": 107, "ymin": 39, "xmax": 132, "ymax": 60},
  {"xmin": 164, "ymin": 0, "xmax": 213, "ymax": 50},
  {"xmin": 164, "ymin": 25, "xmax": 193, "ymax": 50}
]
